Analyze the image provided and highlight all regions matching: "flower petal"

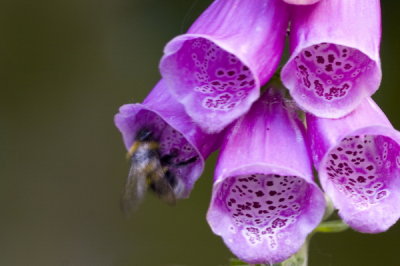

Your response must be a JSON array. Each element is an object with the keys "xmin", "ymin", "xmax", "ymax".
[
  {"xmin": 282, "ymin": 0, "xmax": 320, "ymax": 5},
  {"xmin": 307, "ymin": 98, "xmax": 400, "ymax": 233},
  {"xmin": 160, "ymin": 0, "xmax": 289, "ymax": 133},
  {"xmin": 114, "ymin": 80, "xmax": 221, "ymax": 198},
  {"xmin": 207, "ymin": 88, "xmax": 325, "ymax": 264},
  {"xmin": 282, "ymin": 0, "xmax": 381, "ymax": 118}
]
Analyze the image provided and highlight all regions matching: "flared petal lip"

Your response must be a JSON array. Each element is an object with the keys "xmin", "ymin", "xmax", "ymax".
[
  {"xmin": 161, "ymin": 34, "xmax": 259, "ymax": 82},
  {"xmin": 317, "ymin": 125, "xmax": 400, "ymax": 233},
  {"xmin": 114, "ymin": 103, "xmax": 206, "ymax": 197},
  {"xmin": 282, "ymin": 40, "xmax": 382, "ymax": 117},
  {"xmin": 215, "ymin": 162, "xmax": 312, "ymax": 184},
  {"xmin": 283, "ymin": 38, "xmax": 382, "ymax": 82},
  {"xmin": 160, "ymin": 34, "xmax": 261, "ymax": 126},
  {"xmin": 208, "ymin": 162, "xmax": 324, "ymax": 264},
  {"xmin": 318, "ymin": 125, "xmax": 400, "ymax": 175}
]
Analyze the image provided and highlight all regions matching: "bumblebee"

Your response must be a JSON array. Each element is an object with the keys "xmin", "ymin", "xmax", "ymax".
[{"xmin": 121, "ymin": 128, "xmax": 197, "ymax": 214}]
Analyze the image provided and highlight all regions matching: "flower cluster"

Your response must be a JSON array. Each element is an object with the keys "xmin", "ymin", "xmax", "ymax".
[{"xmin": 115, "ymin": 0, "xmax": 399, "ymax": 264}]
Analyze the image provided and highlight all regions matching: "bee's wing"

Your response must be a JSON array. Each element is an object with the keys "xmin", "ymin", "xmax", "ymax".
[
  {"xmin": 120, "ymin": 162, "xmax": 147, "ymax": 215},
  {"xmin": 150, "ymin": 169, "xmax": 176, "ymax": 205}
]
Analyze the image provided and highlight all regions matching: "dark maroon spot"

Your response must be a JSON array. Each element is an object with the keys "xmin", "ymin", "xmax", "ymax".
[
  {"xmin": 335, "ymin": 61, "xmax": 342, "ymax": 66},
  {"xmin": 253, "ymin": 202, "xmax": 261, "ymax": 208},
  {"xmin": 255, "ymin": 191, "xmax": 264, "ymax": 197},
  {"xmin": 357, "ymin": 176, "xmax": 366, "ymax": 183},
  {"xmin": 331, "ymin": 154, "xmax": 338, "ymax": 159},
  {"xmin": 314, "ymin": 80, "xmax": 324, "ymax": 96},
  {"xmin": 237, "ymin": 74, "xmax": 246, "ymax": 81},
  {"xmin": 272, "ymin": 218, "xmax": 287, "ymax": 229},
  {"xmin": 227, "ymin": 71, "xmax": 235, "ymax": 76},
  {"xmin": 305, "ymin": 51, "xmax": 312, "ymax": 57},
  {"xmin": 269, "ymin": 191, "xmax": 277, "ymax": 196},
  {"xmin": 325, "ymin": 64, "xmax": 333, "ymax": 72},
  {"xmin": 266, "ymin": 200, "xmax": 273, "ymax": 204},
  {"xmin": 279, "ymin": 198, "xmax": 285, "ymax": 202},
  {"xmin": 299, "ymin": 65, "xmax": 306, "ymax": 71},
  {"xmin": 328, "ymin": 54, "xmax": 335, "ymax": 63},
  {"xmin": 267, "ymin": 181, "xmax": 274, "ymax": 186},
  {"xmin": 242, "ymin": 66, "xmax": 249, "ymax": 71},
  {"xmin": 344, "ymin": 63, "xmax": 352, "ymax": 70},
  {"xmin": 211, "ymin": 81, "xmax": 221, "ymax": 86},
  {"xmin": 268, "ymin": 206, "xmax": 276, "ymax": 210},
  {"xmin": 368, "ymin": 175, "xmax": 375, "ymax": 179},
  {"xmin": 366, "ymin": 165, "xmax": 374, "ymax": 171},
  {"xmin": 217, "ymin": 70, "xmax": 224, "ymax": 76},
  {"xmin": 376, "ymin": 191, "xmax": 387, "ymax": 199},
  {"xmin": 316, "ymin": 56, "xmax": 325, "ymax": 64}
]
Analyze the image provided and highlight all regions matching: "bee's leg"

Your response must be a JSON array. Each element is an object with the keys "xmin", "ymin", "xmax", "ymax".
[
  {"xmin": 160, "ymin": 148, "xmax": 179, "ymax": 165},
  {"xmin": 160, "ymin": 154, "xmax": 174, "ymax": 165},
  {"xmin": 174, "ymin": 156, "xmax": 198, "ymax": 167},
  {"xmin": 164, "ymin": 170, "xmax": 177, "ymax": 187},
  {"xmin": 146, "ymin": 175, "xmax": 155, "ymax": 192}
]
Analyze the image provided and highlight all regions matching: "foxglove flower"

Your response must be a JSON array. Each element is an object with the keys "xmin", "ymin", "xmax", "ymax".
[
  {"xmin": 114, "ymin": 80, "xmax": 221, "ymax": 198},
  {"xmin": 281, "ymin": 0, "xmax": 382, "ymax": 118},
  {"xmin": 207, "ymin": 87, "xmax": 325, "ymax": 264},
  {"xmin": 160, "ymin": 0, "xmax": 289, "ymax": 133},
  {"xmin": 307, "ymin": 98, "xmax": 400, "ymax": 233},
  {"xmin": 282, "ymin": 0, "xmax": 320, "ymax": 5}
]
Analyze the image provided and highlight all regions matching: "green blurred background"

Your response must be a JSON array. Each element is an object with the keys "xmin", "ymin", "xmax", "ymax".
[{"xmin": 1, "ymin": 0, "xmax": 399, "ymax": 265}]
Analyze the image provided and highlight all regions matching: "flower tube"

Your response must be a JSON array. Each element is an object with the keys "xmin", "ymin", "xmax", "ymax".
[
  {"xmin": 160, "ymin": 0, "xmax": 289, "ymax": 133},
  {"xmin": 281, "ymin": 0, "xmax": 381, "ymax": 118},
  {"xmin": 207, "ymin": 88, "xmax": 325, "ymax": 264},
  {"xmin": 307, "ymin": 98, "xmax": 400, "ymax": 233},
  {"xmin": 114, "ymin": 80, "xmax": 221, "ymax": 199}
]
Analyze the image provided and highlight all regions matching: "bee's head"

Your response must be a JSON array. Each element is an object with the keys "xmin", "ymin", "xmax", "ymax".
[{"xmin": 136, "ymin": 128, "xmax": 153, "ymax": 142}]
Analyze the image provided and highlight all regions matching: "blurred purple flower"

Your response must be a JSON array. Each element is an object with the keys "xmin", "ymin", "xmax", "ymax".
[
  {"xmin": 307, "ymin": 98, "xmax": 400, "ymax": 233},
  {"xmin": 207, "ymin": 87, "xmax": 325, "ymax": 264},
  {"xmin": 160, "ymin": 0, "xmax": 289, "ymax": 133},
  {"xmin": 114, "ymin": 80, "xmax": 221, "ymax": 198},
  {"xmin": 282, "ymin": 0, "xmax": 381, "ymax": 118}
]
